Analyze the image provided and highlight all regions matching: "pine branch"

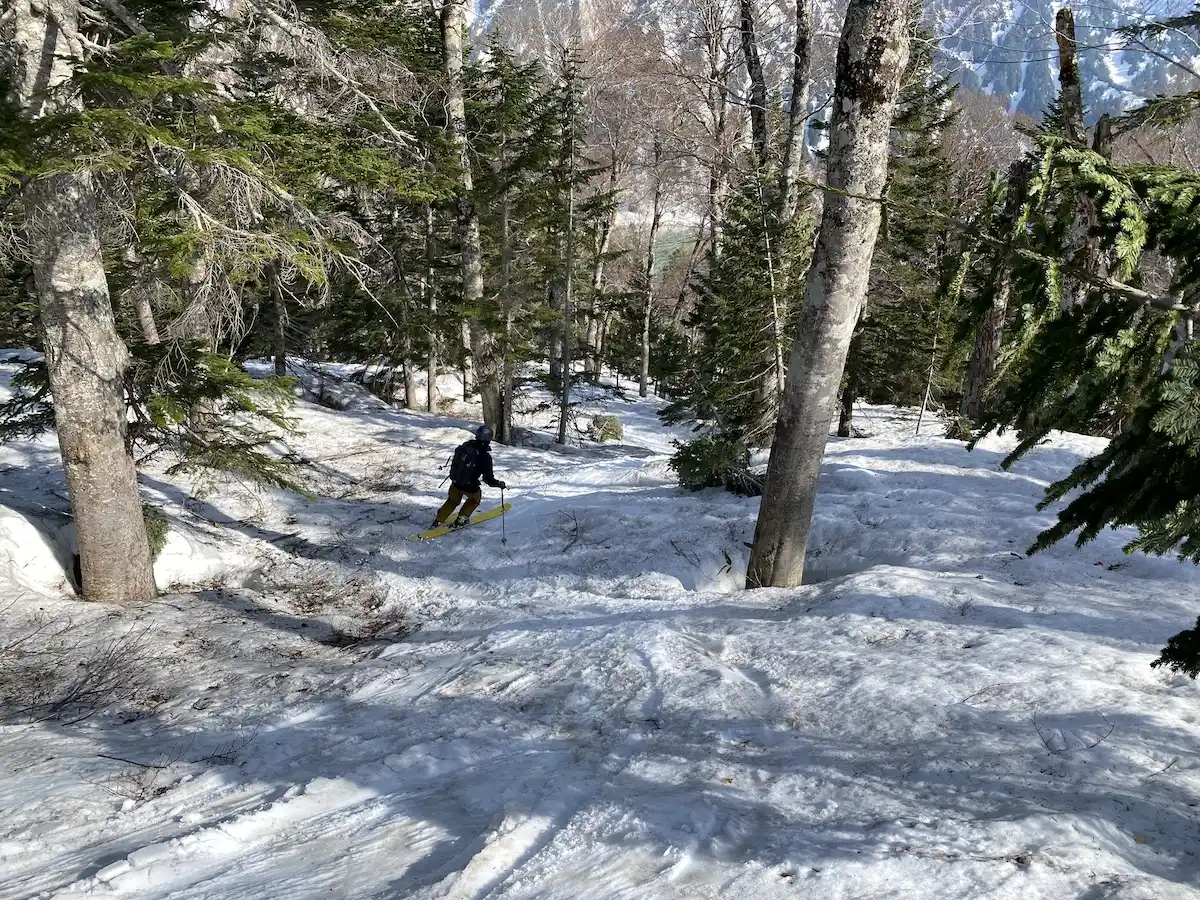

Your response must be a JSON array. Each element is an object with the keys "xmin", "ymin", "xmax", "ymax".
[
  {"xmin": 93, "ymin": 0, "xmax": 148, "ymax": 36},
  {"xmin": 246, "ymin": 0, "xmax": 412, "ymax": 146},
  {"xmin": 791, "ymin": 173, "xmax": 1190, "ymax": 314}
]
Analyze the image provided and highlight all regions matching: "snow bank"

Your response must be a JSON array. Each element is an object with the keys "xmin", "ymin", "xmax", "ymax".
[{"xmin": 0, "ymin": 504, "xmax": 73, "ymax": 597}]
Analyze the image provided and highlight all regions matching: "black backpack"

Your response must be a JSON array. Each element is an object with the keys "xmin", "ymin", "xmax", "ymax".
[{"xmin": 449, "ymin": 441, "xmax": 480, "ymax": 487}]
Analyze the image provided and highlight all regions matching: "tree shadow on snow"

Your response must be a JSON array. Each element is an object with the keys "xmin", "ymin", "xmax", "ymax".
[{"xmin": 17, "ymin": 638, "xmax": 1200, "ymax": 898}]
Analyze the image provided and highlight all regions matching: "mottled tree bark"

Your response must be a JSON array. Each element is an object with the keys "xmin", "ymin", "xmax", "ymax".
[
  {"xmin": 557, "ymin": 64, "xmax": 578, "ymax": 445},
  {"xmin": 747, "ymin": 0, "xmax": 915, "ymax": 589},
  {"xmin": 1054, "ymin": 8, "xmax": 1087, "ymax": 146},
  {"xmin": 11, "ymin": 0, "xmax": 155, "ymax": 602},
  {"xmin": 498, "ymin": 160, "xmax": 515, "ymax": 444}
]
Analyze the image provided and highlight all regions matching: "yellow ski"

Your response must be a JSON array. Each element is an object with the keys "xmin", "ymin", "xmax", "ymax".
[{"xmin": 407, "ymin": 503, "xmax": 511, "ymax": 542}]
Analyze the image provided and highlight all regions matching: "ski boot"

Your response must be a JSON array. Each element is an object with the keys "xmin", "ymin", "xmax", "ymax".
[{"xmin": 450, "ymin": 515, "xmax": 471, "ymax": 530}]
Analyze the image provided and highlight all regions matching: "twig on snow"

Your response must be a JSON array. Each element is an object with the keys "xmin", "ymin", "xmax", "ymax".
[
  {"xmin": 98, "ymin": 753, "xmax": 168, "ymax": 770},
  {"xmin": 1032, "ymin": 707, "xmax": 1115, "ymax": 753}
]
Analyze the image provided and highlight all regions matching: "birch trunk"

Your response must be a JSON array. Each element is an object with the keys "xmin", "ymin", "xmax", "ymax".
[
  {"xmin": 595, "ymin": 311, "xmax": 610, "ymax": 377},
  {"xmin": 672, "ymin": 220, "xmax": 708, "ymax": 322},
  {"xmin": 441, "ymin": 0, "xmax": 499, "ymax": 426},
  {"xmin": 746, "ymin": 0, "xmax": 914, "ymax": 589},
  {"xmin": 11, "ymin": 0, "xmax": 155, "ymax": 602},
  {"xmin": 402, "ymin": 352, "xmax": 417, "ymax": 408},
  {"xmin": 549, "ymin": 270, "xmax": 565, "ymax": 381}
]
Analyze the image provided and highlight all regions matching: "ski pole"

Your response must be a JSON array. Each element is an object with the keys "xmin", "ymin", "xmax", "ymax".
[{"xmin": 501, "ymin": 485, "xmax": 507, "ymax": 545}]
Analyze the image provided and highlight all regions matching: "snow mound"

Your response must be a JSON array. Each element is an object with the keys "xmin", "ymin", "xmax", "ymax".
[{"xmin": 0, "ymin": 504, "xmax": 74, "ymax": 597}]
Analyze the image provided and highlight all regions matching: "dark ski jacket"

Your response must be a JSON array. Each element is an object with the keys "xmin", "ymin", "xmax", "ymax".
[{"xmin": 449, "ymin": 439, "xmax": 501, "ymax": 493}]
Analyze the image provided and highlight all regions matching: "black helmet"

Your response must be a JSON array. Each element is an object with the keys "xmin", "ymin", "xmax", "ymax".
[{"xmin": 475, "ymin": 424, "xmax": 494, "ymax": 443}]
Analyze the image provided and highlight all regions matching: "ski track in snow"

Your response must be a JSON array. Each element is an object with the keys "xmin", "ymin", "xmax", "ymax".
[{"xmin": 2, "ymin": 359, "xmax": 1200, "ymax": 899}]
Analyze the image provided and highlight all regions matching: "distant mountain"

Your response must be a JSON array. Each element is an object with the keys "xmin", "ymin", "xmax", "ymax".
[
  {"xmin": 473, "ymin": 0, "xmax": 1200, "ymax": 121},
  {"xmin": 933, "ymin": 0, "xmax": 1199, "ymax": 119}
]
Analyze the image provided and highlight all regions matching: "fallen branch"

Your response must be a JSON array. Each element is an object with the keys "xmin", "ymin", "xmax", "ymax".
[{"xmin": 98, "ymin": 753, "xmax": 167, "ymax": 770}]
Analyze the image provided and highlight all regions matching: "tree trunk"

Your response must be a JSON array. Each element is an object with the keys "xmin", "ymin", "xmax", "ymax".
[
  {"xmin": 557, "ymin": 66, "xmax": 578, "ymax": 445},
  {"xmin": 837, "ymin": 378, "xmax": 854, "ymax": 438},
  {"xmin": 739, "ymin": 0, "xmax": 771, "ymax": 167},
  {"xmin": 461, "ymin": 320, "xmax": 472, "ymax": 399},
  {"xmin": 641, "ymin": 141, "xmax": 665, "ymax": 399},
  {"xmin": 1054, "ymin": 8, "xmax": 1087, "ymax": 146},
  {"xmin": 585, "ymin": 157, "xmax": 619, "ymax": 377},
  {"xmin": 402, "ymin": 344, "xmax": 417, "ymax": 409},
  {"xmin": 548, "ymin": 276, "xmax": 565, "ymax": 381},
  {"xmin": 754, "ymin": 181, "xmax": 786, "ymax": 444},
  {"xmin": 595, "ymin": 311, "xmax": 610, "ymax": 377},
  {"xmin": 132, "ymin": 289, "xmax": 162, "ymax": 345},
  {"xmin": 672, "ymin": 218, "xmax": 708, "ymax": 323},
  {"xmin": 12, "ymin": 0, "xmax": 155, "ymax": 603},
  {"xmin": 28, "ymin": 174, "xmax": 157, "ymax": 602},
  {"xmin": 704, "ymin": 9, "xmax": 731, "ymax": 258},
  {"xmin": 441, "ymin": 0, "xmax": 498, "ymax": 426},
  {"xmin": 961, "ymin": 159, "xmax": 1028, "ymax": 424},
  {"xmin": 746, "ymin": 0, "xmax": 914, "ymax": 589},
  {"xmin": 498, "ymin": 141, "xmax": 515, "ymax": 444},
  {"xmin": 1055, "ymin": 8, "xmax": 1111, "ymax": 312},
  {"xmin": 961, "ymin": 276, "xmax": 1009, "ymax": 423},
  {"xmin": 779, "ymin": 0, "xmax": 814, "ymax": 222},
  {"xmin": 269, "ymin": 267, "xmax": 287, "ymax": 377},
  {"xmin": 424, "ymin": 203, "xmax": 439, "ymax": 412}
]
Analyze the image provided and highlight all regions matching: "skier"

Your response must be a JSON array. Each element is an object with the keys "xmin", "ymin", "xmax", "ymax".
[{"xmin": 432, "ymin": 425, "xmax": 507, "ymax": 529}]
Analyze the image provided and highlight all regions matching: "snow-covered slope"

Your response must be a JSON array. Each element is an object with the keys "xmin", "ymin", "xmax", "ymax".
[
  {"xmin": 477, "ymin": 0, "xmax": 1200, "ymax": 121},
  {"xmin": 2, "ymin": 362, "xmax": 1200, "ymax": 900}
]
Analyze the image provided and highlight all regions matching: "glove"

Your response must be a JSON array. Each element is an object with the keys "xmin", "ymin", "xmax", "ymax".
[{"xmin": 498, "ymin": 480, "xmax": 507, "ymax": 490}]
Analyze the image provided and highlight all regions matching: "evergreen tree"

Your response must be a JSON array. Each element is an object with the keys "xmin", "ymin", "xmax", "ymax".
[
  {"xmin": 664, "ymin": 170, "xmax": 811, "ymax": 457},
  {"xmin": 967, "ymin": 129, "xmax": 1200, "ymax": 674}
]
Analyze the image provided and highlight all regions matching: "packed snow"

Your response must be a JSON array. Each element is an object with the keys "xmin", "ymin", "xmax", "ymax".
[{"xmin": 2, "ymin": 355, "xmax": 1199, "ymax": 900}]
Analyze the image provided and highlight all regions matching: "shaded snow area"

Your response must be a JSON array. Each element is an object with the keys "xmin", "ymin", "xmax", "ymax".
[{"xmin": 3, "ymin": 358, "xmax": 1200, "ymax": 899}]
